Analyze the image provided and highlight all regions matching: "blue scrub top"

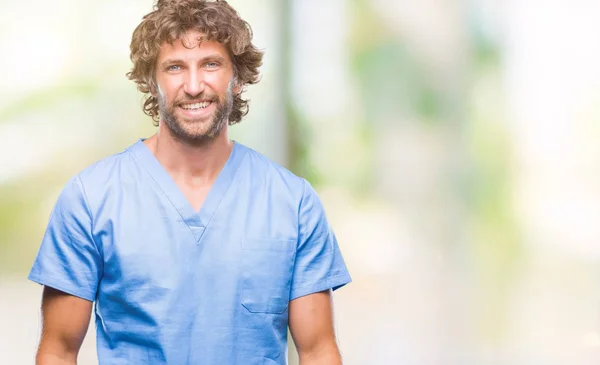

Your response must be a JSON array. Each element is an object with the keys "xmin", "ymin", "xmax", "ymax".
[{"xmin": 29, "ymin": 139, "xmax": 351, "ymax": 364}]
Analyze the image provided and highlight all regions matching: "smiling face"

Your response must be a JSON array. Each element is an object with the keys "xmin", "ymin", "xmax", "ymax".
[{"xmin": 154, "ymin": 30, "xmax": 238, "ymax": 144}]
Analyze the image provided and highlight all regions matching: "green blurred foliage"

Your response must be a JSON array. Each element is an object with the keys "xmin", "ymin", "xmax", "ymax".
[
  {"xmin": 350, "ymin": 1, "xmax": 442, "ymax": 125},
  {"xmin": 464, "ymin": 21, "xmax": 524, "ymax": 343}
]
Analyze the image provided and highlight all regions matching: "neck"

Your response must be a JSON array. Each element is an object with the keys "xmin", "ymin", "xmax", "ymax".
[{"xmin": 144, "ymin": 123, "xmax": 233, "ymax": 184}]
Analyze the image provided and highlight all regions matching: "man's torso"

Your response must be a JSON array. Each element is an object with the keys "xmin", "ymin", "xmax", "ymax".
[{"xmin": 84, "ymin": 140, "xmax": 302, "ymax": 364}]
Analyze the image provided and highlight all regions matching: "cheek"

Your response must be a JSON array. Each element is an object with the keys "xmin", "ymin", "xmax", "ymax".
[
  {"xmin": 161, "ymin": 89, "xmax": 182, "ymax": 106},
  {"xmin": 156, "ymin": 76, "xmax": 182, "ymax": 97},
  {"xmin": 205, "ymin": 73, "xmax": 233, "ymax": 93}
]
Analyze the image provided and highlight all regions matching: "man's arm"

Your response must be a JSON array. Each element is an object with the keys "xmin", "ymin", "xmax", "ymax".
[
  {"xmin": 36, "ymin": 286, "xmax": 93, "ymax": 365},
  {"xmin": 289, "ymin": 289, "xmax": 342, "ymax": 365}
]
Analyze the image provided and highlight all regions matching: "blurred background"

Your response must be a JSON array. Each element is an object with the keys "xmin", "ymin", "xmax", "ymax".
[{"xmin": 2, "ymin": 0, "xmax": 600, "ymax": 364}]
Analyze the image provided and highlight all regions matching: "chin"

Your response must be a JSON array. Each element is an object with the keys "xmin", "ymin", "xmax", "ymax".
[{"xmin": 184, "ymin": 126, "xmax": 222, "ymax": 141}]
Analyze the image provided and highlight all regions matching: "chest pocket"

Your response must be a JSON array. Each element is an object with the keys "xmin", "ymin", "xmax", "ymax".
[{"xmin": 240, "ymin": 238, "xmax": 296, "ymax": 314}]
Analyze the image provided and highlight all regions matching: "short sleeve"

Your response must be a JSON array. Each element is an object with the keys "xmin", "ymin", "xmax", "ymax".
[
  {"xmin": 28, "ymin": 176, "xmax": 103, "ymax": 302},
  {"xmin": 289, "ymin": 180, "xmax": 352, "ymax": 301}
]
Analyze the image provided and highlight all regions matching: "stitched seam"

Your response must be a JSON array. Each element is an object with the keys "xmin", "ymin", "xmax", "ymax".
[
  {"xmin": 75, "ymin": 175, "xmax": 104, "ymax": 264},
  {"xmin": 292, "ymin": 272, "xmax": 350, "ymax": 290}
]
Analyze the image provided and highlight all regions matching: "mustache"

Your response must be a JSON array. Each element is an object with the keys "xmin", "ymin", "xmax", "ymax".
[{"xmin": 173, "ymin": 94, "xmax": 219, "ymax": 105}]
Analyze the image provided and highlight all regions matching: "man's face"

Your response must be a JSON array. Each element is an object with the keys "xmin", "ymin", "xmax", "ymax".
[{"xmin": 155, "ymin": 30, "xmax": 237, "ymax": 144}]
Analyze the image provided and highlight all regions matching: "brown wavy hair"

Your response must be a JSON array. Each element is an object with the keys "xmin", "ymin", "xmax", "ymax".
[{"xmin": 127, "ymin": 0, "xmax": 264, "ymax": 126}]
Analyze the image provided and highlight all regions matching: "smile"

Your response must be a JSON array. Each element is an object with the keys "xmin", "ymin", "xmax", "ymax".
[{"xmin": 180, "ymin": 101, "xmax": 212, "ymax": 110}]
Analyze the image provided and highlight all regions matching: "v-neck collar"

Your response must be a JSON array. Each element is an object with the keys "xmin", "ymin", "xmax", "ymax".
[{"xmin": 130, "ymin": 138, "xmax": 246, "ymax": 243}]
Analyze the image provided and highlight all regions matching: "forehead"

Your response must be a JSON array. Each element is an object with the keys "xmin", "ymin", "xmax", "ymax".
[{"xmin": 157, "ymin": 30, "xmax": 231, "ymax": 62}]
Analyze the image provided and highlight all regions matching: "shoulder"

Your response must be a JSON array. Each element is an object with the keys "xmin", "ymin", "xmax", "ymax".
[
  {"xmin": 238, "ymin": 143, "xmax": 309, "ymax": 197},
  {"xmin": 53, "ymin": 142, "xmax": 139, "ymax": 209},
  {"xmin": 49, "ymin": 143, "xmax": 132, "ymax": 219},
  {"xmin": 240, "ymin": 145, "xmax": 326, "ymax": 220},
  {"xmin": 73, "ymin": 141, "xmax": 139, "ymax": 190}
]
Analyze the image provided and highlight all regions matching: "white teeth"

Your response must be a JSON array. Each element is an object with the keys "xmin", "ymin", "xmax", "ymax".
[{"xmin": 181, "ymin": 101, "xmax": 210, "ymax": 110}]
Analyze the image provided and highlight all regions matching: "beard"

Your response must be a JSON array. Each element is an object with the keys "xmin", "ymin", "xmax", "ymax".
[{"xmin": 157, "ymin": 80, "xmax": 235, "ymax": 145}]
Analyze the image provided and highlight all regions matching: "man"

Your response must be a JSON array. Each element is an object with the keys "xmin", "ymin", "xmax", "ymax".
[{"xmin": 28, "ymin": 0, "xmax": 351, "ymax": 364}]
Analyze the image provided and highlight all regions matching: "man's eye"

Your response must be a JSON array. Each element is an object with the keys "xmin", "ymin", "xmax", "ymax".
[
  {"xmin": 205, "ymin": 62, "xmax": 219, "ymax": 68},
  {"xmin": 167, "ymin": 65, "xmax": 181, "ymax": 71}
]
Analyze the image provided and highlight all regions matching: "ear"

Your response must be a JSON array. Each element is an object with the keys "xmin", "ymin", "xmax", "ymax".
[
  {"xmin": 233, "ymin": 82, "xmax": 242, "ymax": 95},
  {"xmin": 149, "ymin": 83, "xmax": 158, "ymax": 97}
]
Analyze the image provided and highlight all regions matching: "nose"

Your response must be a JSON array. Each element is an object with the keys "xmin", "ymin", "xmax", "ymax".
[{"xmin": 183, "ymin": 70, "xmax": 205, "ymax": 97}]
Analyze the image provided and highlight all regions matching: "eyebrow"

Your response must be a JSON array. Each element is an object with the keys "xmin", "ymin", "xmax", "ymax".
[{"xmin": 159, "ymin": 55, "xmax": 228, "ymax": 69}]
